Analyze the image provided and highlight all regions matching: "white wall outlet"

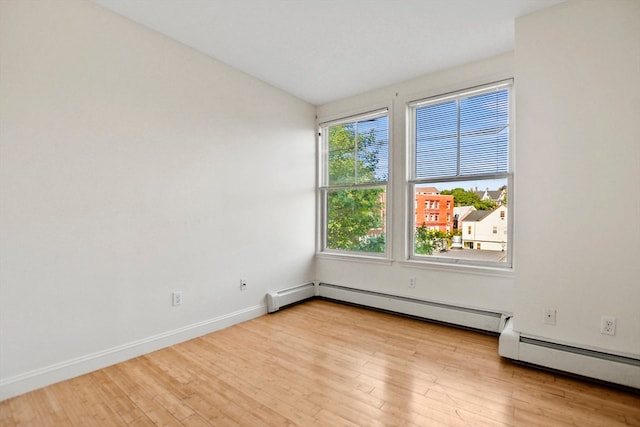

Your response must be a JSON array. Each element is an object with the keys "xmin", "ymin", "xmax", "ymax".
[
  {"xmin": 240, "ymin": 279, "xmax": 247, "ymax": 291},
  {"xmin": 172, "ymin": 291, "xmax": 183, "ymax": 306},
  {"xmin": 543, "ymin": 308, "xmax": 556, "ymax": 325},
  {"xmin": 601, "ymin": 316, "xmax": 616, "ymax": 335},
  {"xmin": 409, "ymin": 277, "xmax": 416, "ymax": 288}
]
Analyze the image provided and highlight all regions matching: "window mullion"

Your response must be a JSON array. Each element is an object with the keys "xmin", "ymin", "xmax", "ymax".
[
  {"xmin": 354, "ymin": 122, "xmax": 359, "ymax": 185},
  {"xmin": 456, "ymin": 99, "xmax": 461, "ymax": 177}
]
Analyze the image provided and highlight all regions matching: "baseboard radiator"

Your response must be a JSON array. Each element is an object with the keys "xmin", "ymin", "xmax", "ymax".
[
  {"xmin": 499, "ymin": 318, "xmax": 640, "ymax": 389},
  {"xmin": 267, "ymin": 282, "xmax": 504, "ymax": 334},
  {"xmin": 317, "ymin": 283, "xmax": 505, "ymax": 333},
  {"xmin": 266, "ymin": 282, "xmax": 317, "ymax": 313}
]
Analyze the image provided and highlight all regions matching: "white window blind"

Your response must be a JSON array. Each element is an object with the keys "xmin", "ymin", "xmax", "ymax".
[{"xmin": 412, "ymin": 82, "xmax": 510, "ymax": 181}]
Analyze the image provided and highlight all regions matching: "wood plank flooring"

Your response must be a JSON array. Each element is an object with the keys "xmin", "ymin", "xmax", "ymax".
[{"xmin": 1, "ymin": 299, "xmax": 638, "ymax": 426}]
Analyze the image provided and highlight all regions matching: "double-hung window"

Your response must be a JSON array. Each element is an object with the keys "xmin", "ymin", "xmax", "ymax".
[
  {"xmin": 408, "ymin": 81, "xmax": 513, "ymax": 267},
  {"xmin": 319, "ymin": 109, "xmax": 389, "ymax": 255}
]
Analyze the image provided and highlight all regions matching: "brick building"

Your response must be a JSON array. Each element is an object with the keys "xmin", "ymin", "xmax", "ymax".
[{"xmin": 415, "ymin": 187, "xmax": 454, "ymax": 233}]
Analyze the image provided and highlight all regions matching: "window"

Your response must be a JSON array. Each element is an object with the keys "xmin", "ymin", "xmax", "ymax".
[
  {"xmin": 319, "ymin": 110, "xmax": 389, "ymax": 255},
  {"xmin": 409, "ymin": 81, "xmax": 512, "ymax": 267}
]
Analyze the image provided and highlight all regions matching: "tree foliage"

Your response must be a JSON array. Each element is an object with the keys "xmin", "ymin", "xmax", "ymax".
[
  {"xmin": 440, "ymin": 187, "xmax": 496, "ymax": 210},
  {"xmin": 326, "ymin": 124, "xmax": 385, "ymax": 252},
  {"xmin": 415, "ymin": 225, "xmax": 449, "ymax": 255},
  {"xmin": 499, "ymin": 185, "xmax": 508, "ymax": 205}
]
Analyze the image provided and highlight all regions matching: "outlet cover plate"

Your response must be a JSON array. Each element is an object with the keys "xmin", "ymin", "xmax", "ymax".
[
  {"xmin": 601, "ymin": 316, "xmax": 616, "ymax": 335},
  {"xmin": 172, "ymin": 291, "xmax": 183, "ymax": 306}
]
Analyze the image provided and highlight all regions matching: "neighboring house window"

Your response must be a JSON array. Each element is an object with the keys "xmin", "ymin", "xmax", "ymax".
[
  {"xmin": 409, "ymin": 81, "xmax": 512, "ymax": 267},
  {"xmin": 319, "ymin": 109, "xmax": 389, "ymax": 255}
]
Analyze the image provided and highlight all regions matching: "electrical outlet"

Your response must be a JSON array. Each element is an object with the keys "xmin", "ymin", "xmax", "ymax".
[
  {"xmin": 543, "ymin": 308, "xmax": 556, "ymax": 325},
  {"xmin": 409, "ymin": 277, "xmax": 416, "ymax": 288},
  {"xmin": 172, "ymin": 291, "xmax": 183, "ymax": 306},
  {"xmin": 240, "ymin": 279, "xmax": 247, "ymax": 291},
  {"xmin": 601, "ymin": 316, "xmax": 616, "ymax": 335}
]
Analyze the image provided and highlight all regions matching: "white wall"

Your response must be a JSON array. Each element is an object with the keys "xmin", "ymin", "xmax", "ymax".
[
  {"xmin": 514, "ymin": 0, "xmax": 640, "ymax": 357},
  {"xmin": 316, "ymin": 53, "xmax": 516, "ymax": 315},
  {"xmin": 0, "ymin": 0, "xmax": 316, "ymax": 398}
]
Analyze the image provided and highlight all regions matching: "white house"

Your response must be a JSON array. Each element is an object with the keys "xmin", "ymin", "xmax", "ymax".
[
  {"xmin": 474, "ymin": 188, "xmax": 506, "ymax": 205},
  {"xmin": 453, "ymin": 205, "xmax": 476, "ymax": 232},
  {"xmin": 461, "ymin": 205, "xmax": 508, "ymax": 251}
]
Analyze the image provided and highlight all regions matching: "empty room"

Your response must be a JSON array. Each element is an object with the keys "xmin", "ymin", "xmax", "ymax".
[{"xmin": 0, "ymin": 0, "xmax": 638, "ymax": 425}]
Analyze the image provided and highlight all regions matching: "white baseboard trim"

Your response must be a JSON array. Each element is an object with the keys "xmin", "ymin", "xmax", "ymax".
[
  {"xmin": 499, "ymin": 317, "xmax": 640, "ymax": 389},
  {"xmin": 316, "ymin": 283, "xmax": 504, "ymax": 333},
  {"xmin": 0, "ymin": 304, "xmax": 266, "ymax": 401}
]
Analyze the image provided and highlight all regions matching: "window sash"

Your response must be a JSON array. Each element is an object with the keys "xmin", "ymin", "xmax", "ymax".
[
  {"xmin": 320, "ymin": 109, "xmax": 389, "ymax": 189},
  {"xmin": 321, "ymin": 185, "xmax": 387, "ymax": 254},
  {"xmin": 409, "ymin": 81, "xmax": 512, "ymax": 184},
  {"xmin": 408, "ymin": 180, "xmax": 512, "ymax": 268}
]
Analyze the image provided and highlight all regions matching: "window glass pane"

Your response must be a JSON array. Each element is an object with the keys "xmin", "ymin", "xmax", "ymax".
[
  {"xmin": 413, "ymin": 179, "xmax": 508, "ymax": 263},
  {"xmin": 414, "ymin": 89, "xmax": 509, "ymax": 180},
  {"xmin": 328, "ymin": 116, "xmax": 388, "ymax": 185},
  {"xmin": 357, "ymin": 116, "xmax": 389, "ymax": 183},
  {"xmin": 326, "ymin": 187, "xmax": 386, "ymax": 253},
  {"xmin": 415, "ymin": 100, "xmax": 457, "ymax": 179},
  {"xmin": 459, "ymin": 90, "xmax": 509, "ymax": 175},
  {"xmin": 328, "ymin": 123, "xmax": 356, "ymax": 185}
]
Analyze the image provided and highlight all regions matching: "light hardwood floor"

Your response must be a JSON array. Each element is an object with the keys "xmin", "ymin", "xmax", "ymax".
[{"xmin": 1, "ymin": 299, "xmax": 638, "ymax": 426}]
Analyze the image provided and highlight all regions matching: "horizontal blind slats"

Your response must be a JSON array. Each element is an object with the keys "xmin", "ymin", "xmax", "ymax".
[{"xmin": 414, "ymin": 87, "xmax": 510, "ymax": 180}]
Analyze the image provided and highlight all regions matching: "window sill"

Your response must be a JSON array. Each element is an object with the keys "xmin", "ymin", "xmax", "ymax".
[
  {"xmin": 315, "ymin": 251, "xmax": 395, "ymax": 266},
  {"xmin": 397, "ymin": 258, "xmax": 514, "ymax": 278},
  {"xmin": 314, "ymin": 252, "xmax": 514, "ymax": 277}
]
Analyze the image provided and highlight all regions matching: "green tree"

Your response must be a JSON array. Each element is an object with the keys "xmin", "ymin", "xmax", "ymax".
[
  {"xmin": 441, "ymin": 188, "xmax": 496, "ymax": 210},
  {"xmin": 326, "ymin": 124, "xmax": 385, "ymax": 252},
  {"xmin": 415, "ymin": 225, "xmax": 449, "ymax": 255}
]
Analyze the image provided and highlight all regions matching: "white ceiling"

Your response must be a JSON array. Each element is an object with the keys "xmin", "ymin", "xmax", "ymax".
[{"xmin": 91, "ymin": 0, "xmax": 563, "ymax": 106}]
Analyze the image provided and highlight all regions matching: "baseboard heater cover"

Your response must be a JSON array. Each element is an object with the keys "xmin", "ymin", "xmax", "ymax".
[
  {"xmin": 499, "ymin": 317, "xmax": 640, "ymax": 389},
  {"xmin": 266, "ymin": 282, "xmax": 317, "ymax": 313},
  {"xmin": 316, "ymin": 283, "xmax": 504, "ymax": 333}
]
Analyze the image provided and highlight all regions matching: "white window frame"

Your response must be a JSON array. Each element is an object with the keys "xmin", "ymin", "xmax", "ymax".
[
  {"xmin": 407, "ymin": 80, "xmax": 514, "ymax": 269},
  {"xmin": 317, "ymin": 108, "xmax": 390, "ymax": 259}
]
